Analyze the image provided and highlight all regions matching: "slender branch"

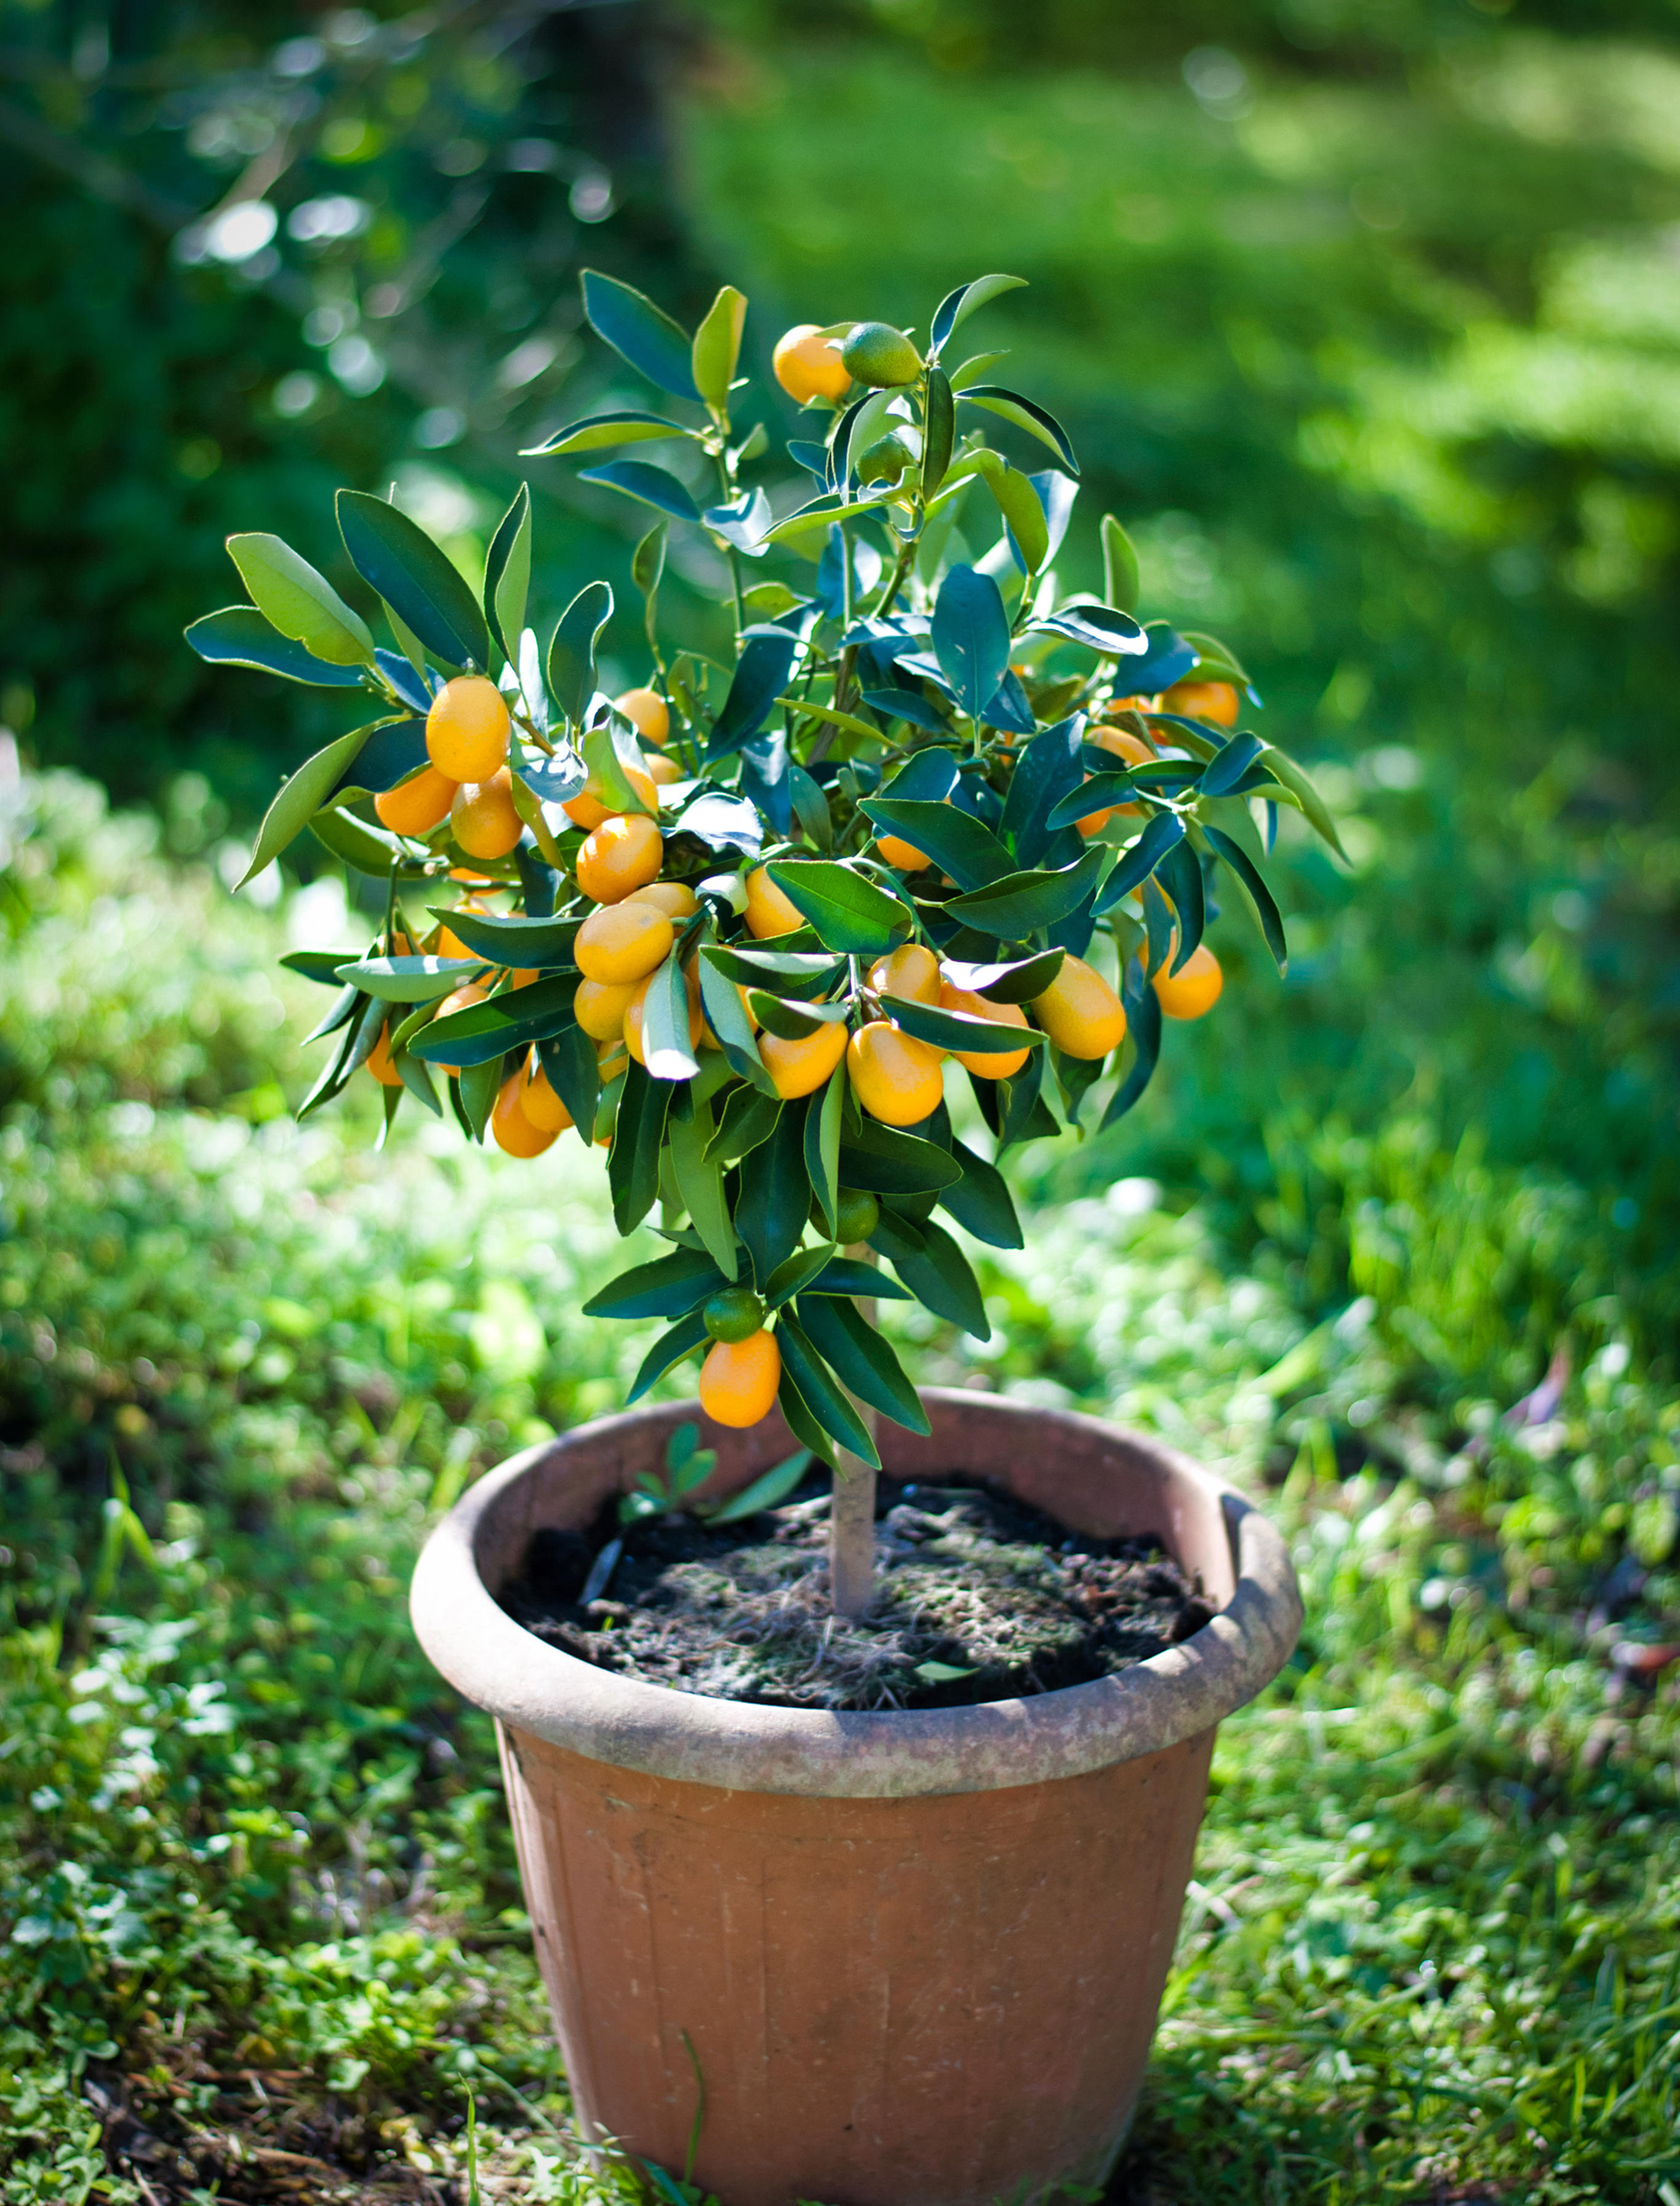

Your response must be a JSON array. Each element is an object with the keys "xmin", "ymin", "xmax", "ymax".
[{"xmin": 828, "ymin": 1246, "xmax": 879, "ymax": 1618}]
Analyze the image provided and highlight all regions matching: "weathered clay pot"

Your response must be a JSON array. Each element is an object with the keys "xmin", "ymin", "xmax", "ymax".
[{"xmin": 411, "ymin": 1389, "xmax": 1300, "ymax": 2206}]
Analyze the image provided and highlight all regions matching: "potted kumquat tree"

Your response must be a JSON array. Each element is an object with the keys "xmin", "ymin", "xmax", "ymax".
[{"xmin": 192, "ymin": 270, "xmax": 1333, "ymax": 2206}]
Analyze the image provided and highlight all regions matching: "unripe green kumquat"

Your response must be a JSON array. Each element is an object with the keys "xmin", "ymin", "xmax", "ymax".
[
  {"xmin": 833, "ymin": 1187, "xmax": 880, "ymax": 1246},
  {"xmin": 426, "ymin": 675, "xmax": 510, "ymax": 782},
  {"xmin": 699, "ymin": 1328, "xmax": 782, "ymax": 1428},
  {"xmin": 576, "ymin": 813, "xmax": 662, "ymax": 904},
  {"xmin": 704, "ymin": 1286, "xmax": 766, "ymax": 1344},
  {"xmin": 847, "ymin": 1020, "xmax": 945, "ymax": 1126},
  {"xmin": 1031, "ymin": 957, "xmax": 1126, "ymax": 1059}
]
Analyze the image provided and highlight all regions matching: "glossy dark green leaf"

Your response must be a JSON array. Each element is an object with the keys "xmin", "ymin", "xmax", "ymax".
[
  {"xmin": 1257, "ymin": 746, "xmax": 1348, "ymax": 861},
  {"xmin": 696, "ymin": 959, "xmax": 775, "ymax": 1095},
  {"xmin": 944, "ymin": 844, "xmax": 1110, "ymax": 939},
  {"xmin": 788, "ymin": 760, "xmax": 833, "ymax": 853},
  {"xmin": 578, "ymin": 459, "xmax": 702, "ymax": 524},
  {"xmin": 703, "ymin": 946, "xmax": 845, "ymax": 998},
  {"xmin": 542, "ymin": 580, "xmax": 612, "ymax": 730},
  {"xmin": 409, "ymin": 975, "xmax": 579, "ymax": 1068},
  {"xmin": 1179, "ymin": 628, "xmax": 1256, "ymax": 691},
  {"xmin": 876, "ymin": 997, "xmax": 1036, "ymax": 1066},
  {"xmin": 537, "ymin": 1026, "xmax": 598, "ymax": 1138},
  {"xmin": 1054, "ymin": 1047, "xmax": 1106, "ymax": 1127},
  {"xmin": 283, "ymin": 948, "xmax": 363, "ymax": 987},
  {"xmin": 1044, "ymin": 772, "xmax": 1138, "ymax": 832},
  {"xmin": 1102, "ymin": 959, "xmax": 1163, "ymax": 1129},
  {"xmin": 998, "ymin": 718, "xmax": 1086, "ymax": 867},
  {"xmin": 334, "ymin": 954, "xmax": 486, "ymax": 1002},
  {"xmin": 940, "ymin": 949, "xmax": 1067, "ymax": 1003},
  {"xmin": 804, "ymin": 1062, "xmax": 844, "ymax": 1236},
  {"xmin": 776, "ymin": 1364, "xmax": 836, "ymax": 1472},
  {"xmin": 765, "ymin": 1242, "xmax": 836, "ymax": 1312},
  {"xmin": 931, "ymin": 564, "xmax": 1012, "ymax": 720},
  {"xmin": 860, "ymin": 799, "xmax": 1012, "ymax": 890},
  {"xmin": 524, "ymin": 409, "xmax": 696, "ymax": 457},
  {"xmin": 425, "ymin": 907, "xmax": 580, "ymax": 967},
  {"xmin": 929, "ymin": 273, "xmax": 1026, "ymax": 356},
  {"xmin": 747, "ymin": 992, "xmax": 849, "ymax": 1040},
  {"xmin": 921, "ymin": 364, "xmax": 955, "ymax": 499},
  {"xmin": 458, "ymin": 1052, "xmax": 501, "ymax": 1142},
  {"xmin": 692, "ymin": 284, "xmax": 747, "ymax": 410},
  {"xmin": 633, "ymin": 521, "xmax": 668, "ymax": 603},
  {"xmin": 1102, "ymin": 514, "xmax": 1142, "ymax": 614},
  {"xmin": 483, "ymin": 484, "xmax": 531, "ymax": 664},
  {"xmin": 580, "ymin": 269, "xmax": 701, "ymax": 402},
  {"xmin": 707, "ymin": 627, "xmax": 802, "ymax": 759},
  {"xmin": 627, "ymin": 1311, "xmax": 710, "ymax": 1404},
  {"xmin": 976, "ymin": 451, "xmax": 1049, "ymax": 572},
  {"xmin": 309, "ymin": 806, "xmax": 401, "ymax": 876},
  {"xmin": 224, "ymin": 532, "xmax": 376, "ymax": 666},
  {"xmin": 734, "ymin": 1101, "xmax": 810, "ymax": 1289},
  {"xmin": 937, "ymin": 1138, "xmax": 1023, "ymax": 1249},
  {"xmin": 242, "ymin": 721, "xmax": 382, "ymax": 886},
  {"xmin": 1139, "ymin": 875, "xmax": 1176, "ymax": 977},
  {"xmin": 881, "ymin": 748, "xmax": 961, "ymax": 803},
  {"xmin": 609, "ymin": 1061, "xmax": 670, "ymax": 1234},
  {"xmin": 1029, "ymin": 600, "xmax": 1147, "ymax": 657},
  {"xmin": 882, "ymin": 1217, "xmax": 990, "ymax": 1339},
  {"xmin": 1199, "ymin": 731, "xmax": 1265, "ymax": 799},
  {"xmin": 707, "ymin": 1082, "xmax": 781, "ymax": 1164},
  {"xmin": 804, "ymin": 1257, "xmax": 914, "ymax": 1300},
  {"xmin": 336, "ymin": 491, "xmax": 490, "ymax": 672},
  {"xmin": 957, "ymin": 385, "xmax": 1079, "ymax": 475},
  {"xmin": 795, "ymin": 1292, "xmax": 930, "ymax": 1435},
  {"xmin": 1094, "ymin": 810, "xmax": 1187, "ymax": 913},
  {"xmin": 838, "ymin": 1119, "xmax": 962, "ymax": 1194},
  {"xmin": 1156, "ymin": 838, "xmax": 1206, "ymax": 968},
  {"xmin": 998, "ymin": 1051, "xmax": 1062, "ymax": 1151},
  {"xmin": 766, "ymin": 861, "xmax": 906, "ymax": 956},
  {"xmin": 1206, "ymin": 826, "xmax": 1289, "ymax": 970},
  {"xmin": 643, "ymin": 953, "xmax": 700, "ymax": 1082},
  {"xmin": 583, "ymin": 1247, "xmax": 724, "ymax": 1321},
  {"xmin": 774, "ymin": 1313, "xmax": 879, "ymax": 1466},
  {"xmin": 186, "ymin": 606, "xmax": 369, "ymax": 688}
]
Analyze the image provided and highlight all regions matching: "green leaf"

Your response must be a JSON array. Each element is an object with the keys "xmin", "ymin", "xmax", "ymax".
[
  {"xmin": 1095, "ymin": 811, "xmax": 1186, "ymax": 912},
  {"xmin": 940, "ymin": 950, "xmax": 1067, "ymax": 1004},
  {"xmin": 794, "ymin": 1292, "xmax": 930, "ymax": 1435},
  {"xmin": 838, "ymin": 1120, "xmax": 963, "ymax": 1194},
  {"xmin": 880, "ymin": 1216, "xmax": 990, "ymax": 1339},
  {"xmin": 804, "ymin": 1063, "xmax": 844, "ymax": 1237},
  {"xmin": 957, "ymin": 386, "xmax": 1079, "ymax": 475},
  {"xmin": 224, "ymin": 533, "xmax": 375, "ymax": 667},
  {"xmin": 692, "ymin": 284, "xmax": 747, "ymax": 410},
  {"xmin": 578, "ymin": 460, "xmax": 702, "ymax": 523},
  {"xmin": 536, "ymin": 1026, "xmax": 598, "ymax": 1138},
  {"xmin": 696, "ymin": 958, "xmax": 775, "ymax": 1095},
  {"xmin": 643, "ymin": 954, "xmax": 700, "ymax": 1082},
  {"xmin": 425, "ymin": 907, "xmax": 580, "ymax": 967},
  {"xmin": 804, "ymin": 1257, "xmax": 914, "ymax": 1300},
  {"xmin": 976, "ymin": 452, "xmax": 1049, "ymax": 573},
  {"xmin": 186, "ymin": 606, "xmax": 368, "ymax": 688},
  {"xmin": 583, "ymin": 1247, "xmax": 724, "ymax": 1321},
  {"xmin": 788, "ymin": 760, "xmax": 833, "ymax": 853},
  {"xmin": 1260, "ymin": 747, "xmax": 1348, "ymax": 862},
  {"xmin": 283, "ymin": 948, "xmax": 364, "ymax": 987},
  {"xmin": 1102, "ymin": 514, "xmax": 1141, "ymax": 615},
  {"xmin": 609, "ymin": 1062, "xmax": 671, "ymax": 1234},
  {"xmin": 1157, "ymin": 838, "xmax": 1206, "ymax": 967},
  {"xmin": 703, "ymin": 1448, "xmax": 812, "ymax": 1525},
  {"xmin": 1101, "ymin": 960, "xmax": 1162, "ymax": 1130},
  {"xmin": 633, "ymin": 522, "xmax": 667, "ymax": 615},
  {"xmin": 776, "ymin": 1365, "xmax": 836, "ymax": 1473},
  {"xmin": 548, "ymin": 581, "xmax": 613, "ymax": 729},
  {"xmin": 1179, "ymin": 628, "xmax": 1256, "ymax": 690},
  {"xmin": 880, "ymin": 993, "xmax": 1044, "ymax": 1060},
  {"xmin": 483, "ymin": 484, "xmax": 531, "ymax": 664},
  {"xmin": 309, "ymin": 806, "xmax": 401, "ymax": 877},
  {"xmin": 931, "ymin": 564, "xmax": 1012, "ymax": 721},
  {"xmin": 1206, "ymin": 826, "xmax": 1289, "ymax": 971},
  {"xmin": 734, "ymin": 1102, "xmax": 811, "ymax": 1290},
  {"xmin": 334, "ymin": 954, "xmax": 486, "ymax": 1002},
  {"xmin": 937, "ymin": 1138, "xmax": 1024, "ymax": 1249},
  {"xmin": 765, "ymin": 1242, "xmax": 836, "ymax": 1311},
  {"xmin": 336, "ymin": 491, "xmax": 490, "ymax": 672},
  {"xmin": 930, "ymin": 273, "xmax": 1026, "ymax": 356},
  {"xmin": 668, "ymin": 1096, "xmax": 738, "ymax": 1280},
  {"xmin": 921, "ymin": 365, "xmax": 955, "ymax": 499},
  {"xmin": 859, "ymin": 799, "xmax": 1012, "ymax": 890},
  {"xmin": 766, "ymin": 860, "xmax": 906, "ymax": 956},
  {"xmin": 748, "ymin": 991, "xmax": 850, "ymax": 1040},
  {"xmin": 580, "ymin": 268, "xmax": 701, "ymax": 402},
  {"xmin": 627, "ymin": 1312, "xmax": 710, "ymax": 1404},
  {"xmin": 523, "ymin": 409, "xmax": 696, "ymax": 458},
  {"xmin": 707, "ymin": 627, "xmax": 802, "ymax": 759},
  {"xmin": 707, "ymin": 1082, "xmax": 781, "ymax": 1163},
  {"xmin": 943, "ymin": 844, "xmax": 1111, "ymax": 939},
  {"xmin": 458, "ymin": 1054, "xmax": 501, "ymax": 1142},
  {"xmin": 409, "ymin": 976, "xmax": 579, "ymax": 1068},
  {"xmin": 774, "ymin": 1314, "xmax": 879, "ymax": 1467},
  {"xmin": 242, "ymin": 722, "xmax": 382, "ymax": 886},
  {"xmin": 703, "ymin": 946, "xmax": 845, "ymax": 998}
]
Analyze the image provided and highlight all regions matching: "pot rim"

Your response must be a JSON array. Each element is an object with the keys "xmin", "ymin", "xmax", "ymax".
[{"xmin": 410, "ymin": 1389, "xmax": 1302, "ymax": 1800}]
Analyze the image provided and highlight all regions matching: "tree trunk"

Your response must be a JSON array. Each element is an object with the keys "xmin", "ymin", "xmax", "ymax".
[{"xmin": 827, "ymin": 1245, "xmax": 879, "ymax": 1617}]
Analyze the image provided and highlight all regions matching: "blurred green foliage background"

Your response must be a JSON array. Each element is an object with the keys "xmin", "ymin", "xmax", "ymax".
[{"xmin": 4, "ymin": 0, "xmax": 1680, "ymax": 2197}]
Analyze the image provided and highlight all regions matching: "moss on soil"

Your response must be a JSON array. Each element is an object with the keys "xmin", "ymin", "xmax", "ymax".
[{"xmin": 496, "ymin": 1476, "xmax": 1214, "ymax": 1712}]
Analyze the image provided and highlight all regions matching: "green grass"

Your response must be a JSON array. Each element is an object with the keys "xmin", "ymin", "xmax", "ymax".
[{"xmin": 4, "ymin": 781, "xmax": 1676, "ymax": 2203}]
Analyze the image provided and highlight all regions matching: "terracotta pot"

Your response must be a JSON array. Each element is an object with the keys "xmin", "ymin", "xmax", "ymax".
[{"xmin": 411, "ymin": 1390, "xmax": 1300, "ymax": 2206}]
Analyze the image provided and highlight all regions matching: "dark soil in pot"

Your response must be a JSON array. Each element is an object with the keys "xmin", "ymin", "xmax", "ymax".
[{"xmin": 495, "ymin": 1474, "xmax": 1214, "ymax": 1712}]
